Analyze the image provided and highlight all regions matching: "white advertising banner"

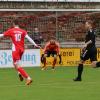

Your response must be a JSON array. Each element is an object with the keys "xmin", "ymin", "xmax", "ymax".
[{"xmin": 0, "ymin": 49, "xmax": 40, "ymax": 68}]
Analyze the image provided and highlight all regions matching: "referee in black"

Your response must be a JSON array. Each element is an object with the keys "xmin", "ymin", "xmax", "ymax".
[{"xmin": 74, "ymin": 20, "xmax": 100, "ymax": 81}]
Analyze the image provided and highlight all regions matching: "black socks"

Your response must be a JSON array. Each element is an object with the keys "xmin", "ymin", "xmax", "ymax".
[{"xmin": 77, "ymin": 64, "xmax": 83, "ymax": 79}]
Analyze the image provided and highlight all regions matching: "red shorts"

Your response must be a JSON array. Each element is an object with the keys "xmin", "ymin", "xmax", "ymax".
[{"xmin": 12, "ymin": 49, "xmax": 24, "ymax": 63}]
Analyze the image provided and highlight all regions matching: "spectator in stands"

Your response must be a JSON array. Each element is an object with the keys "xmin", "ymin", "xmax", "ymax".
[{"xmin": 33, "ymin": 27, "xmax": 43, "ymax": 46}]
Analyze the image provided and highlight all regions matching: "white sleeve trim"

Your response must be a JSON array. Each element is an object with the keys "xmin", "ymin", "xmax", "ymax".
[
  {"xmin": 0, "ymin": 34, "xmax": 4, "ymax": 37},
  {"xmin": 25, "ymin": 34, "xmax": 37, "ymax": 46}
]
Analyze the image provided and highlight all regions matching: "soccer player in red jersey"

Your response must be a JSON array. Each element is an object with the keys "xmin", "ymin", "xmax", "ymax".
[
  {"xmin": 0, "ymin": 20, "xmax": 40, "ymax": 85},
  {"xmin": 41, "ymin": 40, "xmax": 61, "ymax": 70}
]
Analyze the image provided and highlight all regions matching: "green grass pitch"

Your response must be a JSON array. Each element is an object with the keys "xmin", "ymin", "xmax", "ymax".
[{"xmin": 0, "ymin": 66, "xmax": 100, "ymax": 100}]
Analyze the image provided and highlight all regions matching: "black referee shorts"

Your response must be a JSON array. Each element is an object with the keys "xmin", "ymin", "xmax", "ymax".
[{"xmin": 81, "ymin": 47, "xmax": 97, "ymax": 62}]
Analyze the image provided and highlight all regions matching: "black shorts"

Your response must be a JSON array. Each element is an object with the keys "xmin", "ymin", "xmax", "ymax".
[
  {"xmin": 81, "ymin": 47, "xmax": 97, "ymax": 62},
  {"xmin": 45, "ymin": 51, "xmax": 57, "ymax": 57}
]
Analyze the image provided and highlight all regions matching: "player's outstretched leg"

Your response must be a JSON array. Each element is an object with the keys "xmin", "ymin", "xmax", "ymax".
[
  {"xmin": 73, "ymin": 63, "xmax": 83, "ymax": 81},
  {"xmin": 17, "ymin": 67, "xmax": 32, "ymax": 85},
  {"xmin": 91, "ymin": 61, "xmax": 100, "ymax": 68},
  {"xmin": 96, "ymin": 61, "xmax": 100, "ymax": 68}
]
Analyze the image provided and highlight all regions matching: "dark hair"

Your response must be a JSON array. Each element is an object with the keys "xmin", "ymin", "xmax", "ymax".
[
  {"xmin": 13, "ymin": 19, "xmax": 19, "ymax": 25},
  {"xmin": 86, "ymin": 20, "xmax": 96, "ymax": 29}
]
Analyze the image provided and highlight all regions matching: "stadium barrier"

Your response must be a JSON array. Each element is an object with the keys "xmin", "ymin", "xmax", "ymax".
[
  {"xmin": 0, "ymin": 48, "xmax": 100, "ymax": 68},
  {"xmin": 41, "ymin": 48, "xmax": 81, "ymax": 67},
  {"xmin": 41, "ymin": 48, "xmax": 100, "ymax": 67},
  {"xmin": 0, "ymin": 49, "xmax": 40, "ymax": 68}
]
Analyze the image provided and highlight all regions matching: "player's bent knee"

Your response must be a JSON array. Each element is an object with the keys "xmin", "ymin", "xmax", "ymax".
[
  {"xmin": 13, "ymin": 63, "xmax": 18, "ymax": 70},
  {"xmin": 79, "ymin": 60, "xmax": 84, "ymax": 64},
  {"xmin": 54, "ymin": 55, "xmax": 57, "ymax": 59},
  {"xmin": 13, "ymin": 60, "xmax": 21, "ymax": 69}
]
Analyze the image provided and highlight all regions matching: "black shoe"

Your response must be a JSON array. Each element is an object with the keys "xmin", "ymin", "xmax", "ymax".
[
  {"xmin": 73, "ymin": 77, "xmax": 82, "ymax": 81},
  {"xmin": 19, "ymin": 74, "xmax": 23, "ymax": 81}
]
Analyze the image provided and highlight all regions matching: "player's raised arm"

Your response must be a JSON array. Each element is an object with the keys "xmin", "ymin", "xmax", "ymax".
[
  {"xmin": 25, "ymin": 34, "xmax": 41, "ymax": 48},
  {"xmin": 82, "ymin": 40, "xmax": 92, "ymax": 51}
]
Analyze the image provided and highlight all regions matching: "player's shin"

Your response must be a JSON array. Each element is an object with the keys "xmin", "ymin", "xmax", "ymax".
[
  {"xmin": 52, "ymin": 58, "xmax": 57, "ymax": 69},
  {"xmin": 78, "ymin": 64, "xmax": 83, "ymax": 79},
  {"xmin": 17, "ymin": 67, "xmax": 32, "ymax": 85},
  {"xmin": 17, "ymin": 67, "xmax": 29, "ymax": 79},
  {"xmin": 74, "ymin": 64, "xmax": 83, "ymax": 81}
]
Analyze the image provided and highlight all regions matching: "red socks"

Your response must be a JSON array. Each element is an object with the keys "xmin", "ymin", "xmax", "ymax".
[
  {"xmin": 17, "ymin": 67, "xmax": 29, "ymax": 78},
  {"xmin": 53, "ymin": 59, "xmax": 57, "ymax": 67},
  {"xmin": 43, "ymin": 58, "xmax": 46, "ymax": 67}
]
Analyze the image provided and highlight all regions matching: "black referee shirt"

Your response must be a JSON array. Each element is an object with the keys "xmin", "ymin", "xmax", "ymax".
[{"xmin": 85, "ymin": 29, "xmax": 96, "ymax": 49}]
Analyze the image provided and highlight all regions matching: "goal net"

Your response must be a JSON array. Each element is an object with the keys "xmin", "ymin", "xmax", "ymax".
[{"xmin": 0, "ymin": 9, "xmax": 100, "ymax": 49}]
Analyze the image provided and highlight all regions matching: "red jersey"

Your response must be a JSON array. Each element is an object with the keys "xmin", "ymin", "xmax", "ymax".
[
  {"xmin": 4, "ymin": 27, "xmax": 27, "ymax": 51},
  {"xmin": 44, "ymin": 42, "xmax": 60, "ymax": 54}
]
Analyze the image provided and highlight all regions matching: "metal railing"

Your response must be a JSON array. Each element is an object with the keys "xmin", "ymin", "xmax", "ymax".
[{"xmin": 0, "ymin": 0, "xmax": 100, "ymax": 2}]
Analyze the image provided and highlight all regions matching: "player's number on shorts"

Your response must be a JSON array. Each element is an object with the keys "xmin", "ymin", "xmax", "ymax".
[{"xmin": 15, "ymin": 34, "xmax": 21, "ymax": 41}]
